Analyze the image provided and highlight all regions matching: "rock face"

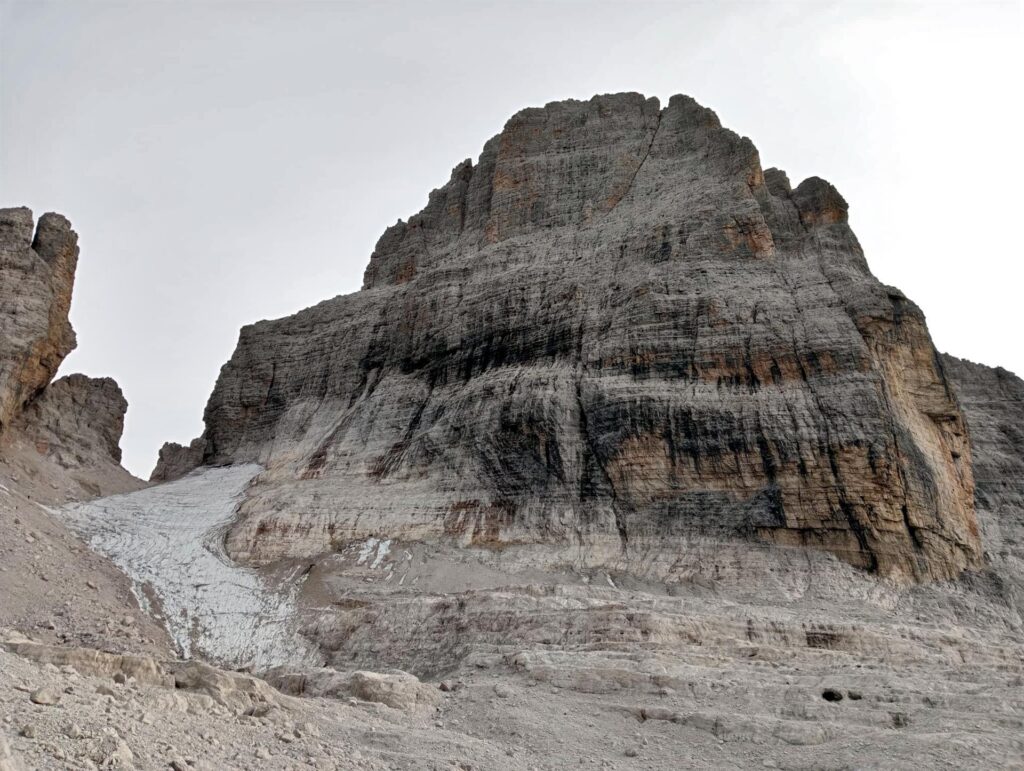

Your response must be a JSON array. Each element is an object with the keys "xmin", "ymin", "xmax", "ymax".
[
  {"xmin": 15, "ymin": 374, "xmax": 128, "ymax": 468},
  {"xmin": 192, "ymin": 93, "xmax": 980, "ymax": 582},
  {"xmin": 0, "ymin": 207, "xmax": 78, "ymax": 435},
  {"xmin": 942, "ymin": 356, "xmax": 1024, "ymax": 609},
  {"xmin": 150, "ymin": 436, "xmax": 205, "ymax": 482},
  {"xmin": 0, "ymin": 207, "xmax": 164, "ymax": 668},
  {"xmin": 0, "ymin": 207, "xmax": 132, "ymax": 476}
]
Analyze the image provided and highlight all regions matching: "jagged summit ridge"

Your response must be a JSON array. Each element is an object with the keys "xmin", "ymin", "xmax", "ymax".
[
  {"xmin": 177, "ymin": 92, "xmax": 979, "ymax": 582},
  {"xmin": 361, "ymin": 93, "xmax": 771, "ymax": 288}
]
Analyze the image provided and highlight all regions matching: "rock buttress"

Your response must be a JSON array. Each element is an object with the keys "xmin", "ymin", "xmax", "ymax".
[{"xmin": 0, "ymin": 208, "xmax": 78, "ymax": 434}]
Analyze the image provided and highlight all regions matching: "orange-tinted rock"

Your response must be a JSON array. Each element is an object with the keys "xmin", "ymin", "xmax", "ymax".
[
  {"xmin": 192, "ymin": 93, "xmax": 981, "ymax": 582},
  {"xmin": 0, "ymin": 208, "xmax": 78, "ymax": 434}
]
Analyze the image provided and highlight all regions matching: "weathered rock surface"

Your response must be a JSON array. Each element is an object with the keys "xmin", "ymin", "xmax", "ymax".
[
  {"xmin": 264, "ymin": 666, "xmax": 440, "ymax": 712},
  {"xmin": 150, "ymin": 435, "xmax": 205, "ymax": 482},
  {"xmin": 0, "ymin": 205, "xmax": 160, "ymax": 656},
  {"xmin": 188, "ymin": 93, "xmax": 978, "ymax": 582},
  {"xmin": 14, "ymin": 374, "xmax": 129, "ymax": 468},
  {"xmin": 0, "ymin": 729, "xmax": 18, "ymax": 771},
  {"xmin": 0, "ymin": 206, "xmax": 132, "ymax": 479},
  {"xmin": 942, "ymin": 355, "xmax": 1024, "ymax": 610},
  {"xmin": 0, "ymin": 207, "xmax": 78, "ymax": 435}
]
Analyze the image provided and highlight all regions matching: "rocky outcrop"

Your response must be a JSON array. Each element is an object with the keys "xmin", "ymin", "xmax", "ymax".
[
  {"xmin": 263, "ymin": 666, "xmax": 440, "ymax": 712},
  {"xmin": 150, "ymin": 436, "xmax": 205, "ymax": 482},
  {"xmin": 0, "ymin": 208, "xmax": 78, "ymax": 435},
  {"xmin": 0, "ymin": 207, "xmax": 136, "ymax": 480},
  {"xmin": 192, "ymin": 93, "xmax": 980, "ymax": 582},
  {"xmin": 942, "ymin": 356, "xmax": 1024, "ymax": 608},
  {"xmin": 14, "ymin": 374, "xmax": 128, "ymax": 469}
]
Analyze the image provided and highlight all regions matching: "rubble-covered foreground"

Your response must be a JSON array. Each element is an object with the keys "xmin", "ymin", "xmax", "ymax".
[
  {"xmin": 2, "ymin": 549, "xmax": 1023, "ymax": 770},
  {"xmin": 0, "ymin": 463, "xmax": 1018, "ymax": 769}
]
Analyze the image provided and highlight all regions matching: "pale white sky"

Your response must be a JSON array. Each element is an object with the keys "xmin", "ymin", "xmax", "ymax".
[{"xmin": 1, "ymin": 0, "xmax": 1021, "ymax": 477}]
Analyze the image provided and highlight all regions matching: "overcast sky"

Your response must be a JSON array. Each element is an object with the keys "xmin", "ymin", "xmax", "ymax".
[{"xmin": 2, "ymin": 0, "xmax": 1021, "ymax": 477}]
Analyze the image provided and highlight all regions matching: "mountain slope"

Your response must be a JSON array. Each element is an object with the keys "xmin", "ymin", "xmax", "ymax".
[{"xmin": 179, "ymin": 93, "xmax": 978, "ymax": 582}]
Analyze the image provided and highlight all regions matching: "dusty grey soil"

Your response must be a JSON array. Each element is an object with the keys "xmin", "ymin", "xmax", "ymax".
[
  {"xmin": 1, "ymin": 437, "xmax": 1022, "ymax": 770},
  {"xmin": 0, "ymin": 431, "xmax": 171, "ymax": 659}
]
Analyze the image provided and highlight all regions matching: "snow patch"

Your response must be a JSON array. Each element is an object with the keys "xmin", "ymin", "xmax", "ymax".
[
  {"xmin": 58, "ymin": 464, "xmax": 316, "ymax": 670},
  {"xmin": 355, "ymin": 537, "xmax": 392, "ymax": 569},
  {"xmin": 356, "ymin": 537, "xmax": 379, "ymax": 566},
  {"xmin": 371, "ymin": 539, "xmax": 391, "ymax": 569}
]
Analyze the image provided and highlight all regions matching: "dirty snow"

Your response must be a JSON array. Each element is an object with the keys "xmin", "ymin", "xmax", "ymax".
[
  {"xmin": 355, "ymin": 537, "xmax": 392, "ymax": 569},
  {"xmin": 56, "ymin": 464, "xmax": 317, "ymax": 670}
]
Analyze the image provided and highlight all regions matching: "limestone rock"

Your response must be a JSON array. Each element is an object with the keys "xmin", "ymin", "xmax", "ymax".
[
  {"xmin": 0, "ymin": 207, "xmax": 78, "ymax": 435},
  {"xmin": 0, "ymin": 206, "xmax": 135, "ymax": 481},
  {"xmin": 2, "ymin": 637, "xmax": 173, "ymax": 688},
  {"xmin": 192, "ymin": 92, "xmax": 981, "ymax": 582},
  {"xmin": 29, "ymin": 686, "xmax": 61, "ymax": 705},
  {"xmin": 941, "ymin": 356, "xmax": 1024, "ymax": 609},
  {"xmin": 14, "ymin": 374, "xmax": 129, "ymax": 467},
  {"xmin": 262, "ymin": 666, "xmax": 440, "ymax": 712},
  {"xmin": 149, "ymin": 436, "xmax": 205, "ymax": 482}
]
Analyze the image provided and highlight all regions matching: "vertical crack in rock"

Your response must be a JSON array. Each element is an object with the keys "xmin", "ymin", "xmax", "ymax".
[
  {"xmin": 188, "ymin": 92, "xmax": 981, "ymax": 582},
  {"xmin": 607, "ymin": 106, "xmax": 664, "ymax": 214}
]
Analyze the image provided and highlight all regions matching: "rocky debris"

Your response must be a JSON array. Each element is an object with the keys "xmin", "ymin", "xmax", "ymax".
[
  {"xmin": 4, "ymin": 604, "xmax": 1023, "ymax": 771},
  {"xmin": 183, "ymin": 92, "xmax": 979, "ymax": 582},
  {"xmin": 27, "ymin": 687, "xmax": 60, "ymax": 706},
  {"xmin": 0, "ymin": 208, "xmax": 78, "ymax": 436},
  {"xmin": 171, "ymin": 660, "xmax": 294, "ymax": 713},
  {"xmin": 149, "ymin": 436, "xmax": 205, "ymax": 482},
  {"xmin": 2, "ymin": 635, "xmax": 172, "ymax": 687},
  {"xmin": 0, "ymin": 453, "xmax": 166, "ymax": 657},
  {"xmin": 263, "ymin": 667, "xmax": 440, "ymax": 712},
  {"xmin": 0, "ymin": 731, "xmax": 19, "ymax": 771},
  {"xmin": 104, "ymin": 739, "xmax": 134, "ymax": 767},
  {"xmin": 4, "ymin": 616, "xmax": 293, "ymax": 716}
]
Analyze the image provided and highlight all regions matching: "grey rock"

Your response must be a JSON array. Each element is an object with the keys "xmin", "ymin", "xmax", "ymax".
[
  {"xmin": 149, "ymin": 436, "xmax": 205, "ymax": 483},
  {"xmin": 14, "ymin": 374, "xmax": 129, "ymax": 467},
  {"xmin": 187, "ymin": 92, "xmax": 979, "ymax": 582},
  {"xmin": 262, "ymin": 666, "xmax": 440, "ymax": 712},
  {"xmin": 942, "ymin": 355, "xmax": 1024, "ymax": 611},
  {"xmin": 0, "ymin": 207, "xmax": 135, "ymax": 482},
  {"xmin": 28, "ymin": 686, "xmax": 60, "ymax": 705},
  {"xmin": 0, "ymin": 208, "xmax": 78, "ymax": 435},
  {"xmin": 0, "ymin": 730, "xmax": 19, "ymax": 771}
]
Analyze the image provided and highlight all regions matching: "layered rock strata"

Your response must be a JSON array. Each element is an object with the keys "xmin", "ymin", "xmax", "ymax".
[
  {"xmin": 14, "ymin": 374, "xmax": 129, "ymax": 469},
  {"xmin": 0, "ymin": 207, "xmax": 163, "ymax": 659},
  {"xmin": 183, "ymin": 93, "xmax": 980, "ymax": 582},
  {"xmin": 942, "ymin": 356, "xmax": 1024, "ymax": 609},
  {"xmin": 0, "ymin": 207, "xmax": 78, "ymax": 434},
  {"xmin": 150, "ymin": 436, "xmax": 205, "ymax": 483},
  {"xmin": 0, "ymin": 207, "xmax": 131, "ymax": 477}
]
